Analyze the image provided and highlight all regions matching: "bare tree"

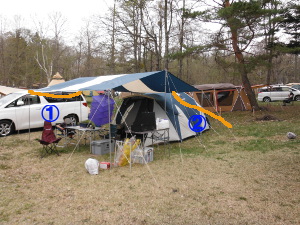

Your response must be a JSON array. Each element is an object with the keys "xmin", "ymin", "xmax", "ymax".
[
  {"xmin": 140, "ymin": 1, "xmax": 164, "ymax": 70},
  {"xmin": 49, "ymin": 12, "xmax": 67, "ymax": 73},
  {"xmin": 35, "ymin": 44, "xmax": 53, "ymax": 84},
  {"xmin": 163, "ymin": 0, "xmax": 174, "ymax": 70}
]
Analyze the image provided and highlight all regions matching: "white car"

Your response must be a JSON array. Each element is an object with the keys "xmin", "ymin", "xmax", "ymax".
[
  {"xmin": 0, "ymin": 91, "xmax": 89, "ymax": 136},
  {"xmin": 258, "ymin": 85, "xmax": 300, "ymax": 102}
]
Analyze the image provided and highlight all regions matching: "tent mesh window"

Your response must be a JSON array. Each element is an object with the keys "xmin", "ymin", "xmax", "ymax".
[
  {"xmin": 196, "ymin": 92, "xmax": 212, "ymax": 107},
  {"xmin": 217, "ymin": 91, "xmax": 234, "ymax": 106}
]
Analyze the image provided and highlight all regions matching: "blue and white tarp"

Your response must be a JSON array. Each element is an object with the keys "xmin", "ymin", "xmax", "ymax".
[{"xmin": 38, "ymin": 70, "xmax": 198, "ymax": 93}]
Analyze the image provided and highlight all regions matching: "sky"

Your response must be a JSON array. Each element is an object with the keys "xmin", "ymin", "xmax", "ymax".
[{"xmin": 0, "ymin": 0, "xmax": 113, "ymax": 39}]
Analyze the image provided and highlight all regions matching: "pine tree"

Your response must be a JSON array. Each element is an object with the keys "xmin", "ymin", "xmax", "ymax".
[{"xmin": 280, "ymin": 1, "xmax": 300, "ymax": 80}]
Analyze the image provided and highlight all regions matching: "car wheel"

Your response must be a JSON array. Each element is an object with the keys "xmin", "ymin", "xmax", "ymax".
[
  {"xmin": 263, "ymin": 97, "xmax": 271, "ymax": 102},
  {"xmin": 0, "ymin": 120, "xmax": 14, "ymax": 137},
  {"xmin": 294, "ymin": 95, "xmax": 300, "ymax": 101},
  {"xmin": 66, "ymin": 115, "xmax": 78, "ymax": 126}
]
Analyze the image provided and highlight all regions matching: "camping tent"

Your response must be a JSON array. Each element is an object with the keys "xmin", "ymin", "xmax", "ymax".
[
  {"xmin": 38, "ymin": 70, "xmax": 208, "ymax": 144},
  {"xmin": 114, "ymin": 92, "xmax": 209, "ymax": 146},
  {"xmin": 191, "ymin": 83, "xmax": 252, "ymax": 112},
  {"xmin": 0, "ymin": 85, "xmax": 24, "ymax": 97},
  {"xmin": 48, "ymin": 72, "xmax": 65, "ymax": 87}
]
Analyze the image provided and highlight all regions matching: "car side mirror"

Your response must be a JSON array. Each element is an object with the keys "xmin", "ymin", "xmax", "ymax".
[{"xmin": 17, "ymin": 100, "xmax": 25, "ymax": 106}]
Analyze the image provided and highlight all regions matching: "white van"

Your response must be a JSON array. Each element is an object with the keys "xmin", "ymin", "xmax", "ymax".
[
  {"xmin": 0, "ymin": 91, "xmax": 89, "ymax": 136},
  {"xmin": 258, "ymin": 85, "xmax": 300, "ymax": 102}
]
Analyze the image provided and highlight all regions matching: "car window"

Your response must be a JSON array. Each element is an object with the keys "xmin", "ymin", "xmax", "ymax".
[
  {"xmin": 44, "ymin": 92, "xmax": 84, "ymax": 103},
  {"xmin": 44, "ymin": 92, "xmax": 65, "ymax": 103},
  {"xmin": 0, "ymin": 92, "xmax": 24, "ymax": 107},
  {"xmin": 272, "ymin": 87, "xmax": 282, "ymax": 92},
  {"xmin": 6, "ymin": 95, "xmax": 40, "ymax": 108},
  {"xmin": 63, "ymin": 92, "xmax": 84, "ymax": 102},
  {"xmin": 282, "ymin": 87, "xmax": 289, "ymax": 91},
  {"xmin": 259, "ymin": 88, "xmax": 269, "ymax": 92}
]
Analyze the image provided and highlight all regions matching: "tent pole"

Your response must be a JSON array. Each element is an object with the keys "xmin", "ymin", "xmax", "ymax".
[
  {"xmin": 80, "ymin": 92, "xmax": 82, "ymax": 125},
  {"xmin": 164, "ymin": 70, "xmax": 168, "ymax": 157},
  {"xmin": 28, "ymin": 95, "xmax": 31, "ymax": 141},
  {"xmin": 164, "ymin": 69, "xmax": 167, "ymax": 111},
  {"xmin": 108, "ymin": 90, "xmax": 112, "ymax": 167}
]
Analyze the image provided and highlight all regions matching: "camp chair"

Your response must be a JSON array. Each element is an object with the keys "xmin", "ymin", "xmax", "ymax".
[
  {"xmin": 56, "ymin": 118, "xmax": 77, "ymax": 147},
  {"xmin": 37, "ymin": 121, "xmax": 62, "ymax": 157}
]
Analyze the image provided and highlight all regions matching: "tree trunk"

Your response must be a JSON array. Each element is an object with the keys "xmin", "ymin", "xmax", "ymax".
[
  {"xmin": 164, "ymin": 0, "xmax": 169, "ymax": 70},
  {"xmin": 224, "ymin": 0, "xmax": 259, "ymax": 110},
  {"xmin": 178, "ymin": 0, "xmax": 185, "ymax": 79},
  {"xmin": 111, "ymin": 1, "xmax": 116, "ymax": 74},
  {"xmin": 295, "ymin": 54, "xmax": 298, "ymax": 81}
]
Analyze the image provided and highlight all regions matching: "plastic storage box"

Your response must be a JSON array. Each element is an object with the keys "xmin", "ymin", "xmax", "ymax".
[
  {"xmin": 131, "ymin": 147, "xmax": 153, "ymax": 164},
  {"xmin": 91, "ymin": 140, "xmax": 115, "ymax": 155}
]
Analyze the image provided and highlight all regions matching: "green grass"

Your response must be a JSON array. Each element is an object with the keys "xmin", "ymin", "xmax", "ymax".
[
  {"xmin": 0, "ymin": 103, "xmax": 299, "ymax": 224},
  {"xmin": 152, "ymin": 102, "xmax": 300, "ymax": 159}
]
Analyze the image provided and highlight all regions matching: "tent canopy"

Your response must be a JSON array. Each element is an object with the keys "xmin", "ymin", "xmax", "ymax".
[
  {"xmin": 38, "ymin": 70, "xmax": 198, "ymax": 93},
  {"xmin": 0, "ymin": 85, "xmax": 24, "ymax": 96},
  {"xmin": 47, "ymin": 72, "xmax": 65, "ymax": 87},
  {"xmin": 192, "ymin": 83, "xmax": 252, "ymax": 112},
  {"xmin": 193, "ymin": 83, "xmax": 236, "ymax": 91}
]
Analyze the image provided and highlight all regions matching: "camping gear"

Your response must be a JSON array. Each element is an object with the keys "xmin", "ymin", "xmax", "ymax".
[
  {"xmin": 85, "ymin": 158, "xmax": 99, "ymax": 175},
  {"xmin": 156, "ymin": 118, "xmax": 170, "ymax": 130},
  {"xmin": 37, "ymin": 70, "xmax": 206, "ymax": 147},
  {"xmin": 115, "ymin": 92, "xmax": 209, "ymax": 146},
  {"xmin": 38, "ymin": 70, "xmax": 199, "ymax": 93},
  {"xmin": 102, "ymin": 124, "xmax": 119, "ymax": 140},
  {"xmin": 89, "ymin": 95, "xmax": 115, "ymax": 127},
  {"xmin": 131, "ymin": 147, "xmax": 154, "ymax": 164},
  {"xmin": 131, "ymin": 112, "xmax": 156, "ymax": 132},
  {"xmin": 91, "ymin": 139, "xmax": 115, "ymax": 155},
  {"xmin": 37, "ymin": 121, "xmax": 62, "ymax": 157},
  {"xmin": 114, "ymin": 138, "xmax": 141, "ymax": 167},
  {"xmin": 191, "ymin": 83, "xmax": 252, "ymax": 112},
  {"xmin": 100, "ymin": 162, "xmax": 111, "ymax": 169},
  {"xmin": 56, "ymin": 118, "xmax": 77, "ymax": 147}
]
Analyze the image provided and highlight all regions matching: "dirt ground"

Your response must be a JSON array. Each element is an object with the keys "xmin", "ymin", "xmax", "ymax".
[{"xmin": 0, "ymin": 109, "xmax": 300, "ymax": 224}]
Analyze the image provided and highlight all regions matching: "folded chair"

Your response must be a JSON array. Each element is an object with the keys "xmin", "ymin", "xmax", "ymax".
[{"xmin": 37, "ymin": 121, "xmax": 62, "ymax": 157}]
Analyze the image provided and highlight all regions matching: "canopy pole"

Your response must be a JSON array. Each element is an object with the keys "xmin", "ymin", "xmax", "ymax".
[
  {"xmin": 164, "ymin": 69, "xmax": 169, "ymax": 157},
  {"xmin": 107, "ymin": 90, "xmax": 113, "ymax": 168},
  {"xmin": 28, "ymin": 95, "xmax": 31, "ymax": 141},
  {"xmin": 164, "ymin": 69, "xmax": 167, "ymax": 111}
]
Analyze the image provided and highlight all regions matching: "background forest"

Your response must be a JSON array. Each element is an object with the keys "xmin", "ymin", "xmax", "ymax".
[{"xmin": 0, "ymin": 0, "xmax": 299, "ymax": 89}]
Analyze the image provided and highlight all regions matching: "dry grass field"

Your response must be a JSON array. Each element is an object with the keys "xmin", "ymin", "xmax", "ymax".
[{"xmin": 0, "ymin": 103, "xmax": 300, "ymax": 225}]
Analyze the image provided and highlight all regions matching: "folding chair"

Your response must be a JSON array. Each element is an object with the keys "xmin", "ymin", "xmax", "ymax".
[
  {"xmin": 37, "ymin": 121, "xmax": 62, "ymax": 158},
  {"xmin": 56, "ymin": 118, "xmax": 77, "ymax": 147}
]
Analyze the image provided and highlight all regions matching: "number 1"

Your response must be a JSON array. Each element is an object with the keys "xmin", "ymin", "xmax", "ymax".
[{"xmin": 46, "ymin": 106, "xmax": 53, "ymax": 120}]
